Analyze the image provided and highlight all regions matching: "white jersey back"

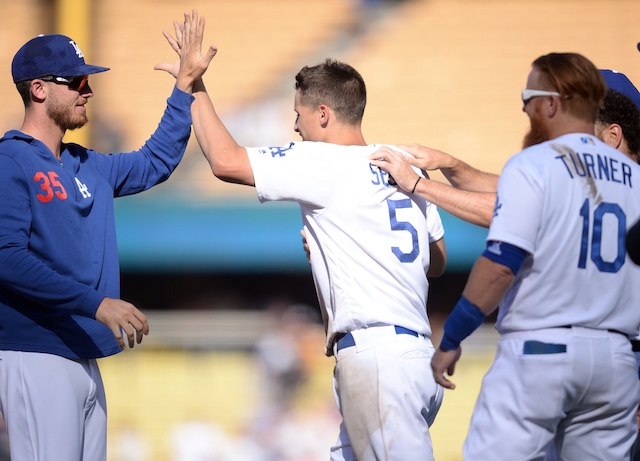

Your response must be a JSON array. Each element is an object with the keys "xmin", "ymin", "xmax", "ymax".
[
  {"xmin": 247, "ymin": 142, "xmax": 444, "ymax": 355},
  {"xmin": 488, "ymin": 133, "xmax": 640, "ymax": 335}
]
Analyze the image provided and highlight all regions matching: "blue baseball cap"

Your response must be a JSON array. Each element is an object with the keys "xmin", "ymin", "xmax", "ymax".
[
  {"xmin": 599, "ymin": 69, "xmax": 640, "ymax": 111},
  {"xmin": 11, "ymin": 34, "xmax": 109, "ymax": 83}
]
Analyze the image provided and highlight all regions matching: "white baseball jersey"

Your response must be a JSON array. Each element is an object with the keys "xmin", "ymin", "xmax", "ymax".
[
  {"xmin": 488, "ymin": 133, "xmax": 640, "ymax": 335},
  {"xmin": 247, "ymin": 142, "xmax": 444, "ymax": 355}
]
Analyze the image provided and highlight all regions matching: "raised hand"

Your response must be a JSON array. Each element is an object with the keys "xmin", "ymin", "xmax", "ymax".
[{"xmin": 155, "ymin": 9, "xmax": 217, "ymax": 92}]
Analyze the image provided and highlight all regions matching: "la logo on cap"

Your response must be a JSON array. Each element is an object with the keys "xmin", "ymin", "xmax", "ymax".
[{"xmin": 69, "ymin": 39, "xmax": 85, "ymax": 59}]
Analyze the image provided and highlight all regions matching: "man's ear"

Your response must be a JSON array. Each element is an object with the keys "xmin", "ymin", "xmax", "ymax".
[
  {"xmin": 30, "ymin": 79, "xmax": 47, "ymax": 102},
  {"xmin": 601, "ymin": 123, "xmax": 624, "ymax": 150},
  {"xmin": 545, "ymin": 95, "xmax": 561, "ymax": 118},
  {"xmin": 318, "ymin": 104, "xmax": 330, "ymax": 127}
]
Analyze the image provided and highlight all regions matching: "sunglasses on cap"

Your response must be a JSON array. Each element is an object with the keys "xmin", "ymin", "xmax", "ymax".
[{"xmin": 39, "ymin": 75, "xmax": 89, "ymax": 93}]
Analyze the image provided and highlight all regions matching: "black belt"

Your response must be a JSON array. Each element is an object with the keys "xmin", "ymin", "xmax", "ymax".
[
  {"xmin": 560, "ymin": 325, "xmax": 627, "ymax": 337},
  {"xmin": 523, "ymin": 328, "xmax": 633, "ymax": 355},
  {"xmin": 335, "ymin": 326, "xmax": 418, "ymax": 352},
  {"xmin": 559, "ymin": 326, "xmax": 638, "ymax": 353}
]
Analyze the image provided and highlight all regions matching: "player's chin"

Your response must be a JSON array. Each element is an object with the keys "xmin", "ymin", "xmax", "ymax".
[{"xmin": 65, "ymin": 116, "xmax": 89, "ymax": 131}]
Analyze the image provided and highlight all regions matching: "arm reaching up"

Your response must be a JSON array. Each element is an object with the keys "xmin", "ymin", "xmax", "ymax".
[{"xmin": 156, "ymin": 10, "xmax": 254, "ymax": 186}]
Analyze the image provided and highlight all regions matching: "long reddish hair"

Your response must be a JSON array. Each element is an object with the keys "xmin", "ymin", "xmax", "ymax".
[{"xmin": 532, "ymin": 53, "xmax": 606, "ymax": 123}]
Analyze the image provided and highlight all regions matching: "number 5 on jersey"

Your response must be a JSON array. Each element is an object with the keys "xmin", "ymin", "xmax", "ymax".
[{"xmin": 387, "ymin": 198, "xmax": 419, "ymax": 263}]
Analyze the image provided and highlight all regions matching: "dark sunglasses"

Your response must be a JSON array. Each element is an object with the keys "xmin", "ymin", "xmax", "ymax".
[{"xmin": 39, "ymin": 75, "xmax": 89, "ymax": 93}]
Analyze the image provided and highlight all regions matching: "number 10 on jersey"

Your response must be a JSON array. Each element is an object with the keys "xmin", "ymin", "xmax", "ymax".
[{"xmin": 578, "ymin": 198, "xmax": 626, "ymax": 273}]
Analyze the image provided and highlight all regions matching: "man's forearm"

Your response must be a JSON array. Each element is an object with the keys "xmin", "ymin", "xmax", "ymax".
[
  {"xmin": 462, "ymin": 256, "xmax": 515, "ymax": 315},
  {"xmin": 414, "ymin": 179, "xmax": 495, "ymax": 228},
  {"xmin": 191, "ymin": 80, "xmax": 254, "ymax": 185},
  {"xmin": 441, "ymin": 158, "xmax": 499, "ymax": 193}
]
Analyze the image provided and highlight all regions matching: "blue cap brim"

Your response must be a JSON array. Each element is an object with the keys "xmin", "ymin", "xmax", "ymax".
[{"xmin": 54, "ymin": 64, "xmax": 110, "ymax": 78}]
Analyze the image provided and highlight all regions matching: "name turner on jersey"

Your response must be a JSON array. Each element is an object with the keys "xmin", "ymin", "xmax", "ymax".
[{"xmin": 555, "ymin": 142, "xmax": 633, "ymax": 187}]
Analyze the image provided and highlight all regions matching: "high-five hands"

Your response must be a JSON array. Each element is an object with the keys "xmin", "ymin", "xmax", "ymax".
[{"xmin": 154, "ymin": 9, "xmax": 217, "ymax": 92}]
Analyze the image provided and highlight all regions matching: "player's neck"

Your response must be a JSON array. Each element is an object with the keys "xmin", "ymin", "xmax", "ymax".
[
  {"xmin": 324, "ymin": 126, "xmax": 367, "ymax": 146},
  {"xmin": 550, "ymin": 119, "xmax": 595, "ymax": 141},
  {"xmin": 20, "ymin": 113, "xmax": 65, "ymax": 159}
]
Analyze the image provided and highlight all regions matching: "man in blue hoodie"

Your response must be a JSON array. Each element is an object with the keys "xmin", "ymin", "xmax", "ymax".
[{"xmin": 0, "ymin": 14, "xmax": 209, "ymax": 461}]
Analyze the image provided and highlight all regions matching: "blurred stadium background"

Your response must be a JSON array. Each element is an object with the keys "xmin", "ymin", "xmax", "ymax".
[{"xmin": 0, "ymin": 0, "xmax": 638, "ymax": 459}]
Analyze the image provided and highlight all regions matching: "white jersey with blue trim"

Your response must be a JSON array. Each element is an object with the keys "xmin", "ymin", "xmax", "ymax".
[
  {"xmin": 247, "ymin": 141, "xmax": 444, "ymax": 355},
  {"xmin": 488, "ymin": 133, "xmax": 640, "ymax": 336}
]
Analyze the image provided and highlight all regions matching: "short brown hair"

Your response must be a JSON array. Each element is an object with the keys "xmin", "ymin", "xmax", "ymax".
[
  {"xmin": 294, "ymin": 59, "xmax": 366, "ymax": 125},
  {"xmin": 532, "ymin": 53, "xmax": 606, "ymax": 123},
  {"xmin": 15, "ymin": 80, "xmax": 32, "ymax": 107}
]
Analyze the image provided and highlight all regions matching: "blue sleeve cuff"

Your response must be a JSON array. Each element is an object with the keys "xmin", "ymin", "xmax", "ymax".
[
  {"xmin": 482, "ymin": 241, "xmax": 529, "ymax": 275},
  {"xmin": 80, "ymin": 290, "xmax": 107, "ymax": 319},
  {"xmin": 169, "ymin": 85, "xmax": 196, "ymax": 106}
]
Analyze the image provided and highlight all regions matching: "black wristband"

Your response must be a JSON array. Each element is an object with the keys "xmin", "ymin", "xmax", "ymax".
[{"xmin": 411, "ymin": 177, "xmax": 421, "ymax": 193}]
